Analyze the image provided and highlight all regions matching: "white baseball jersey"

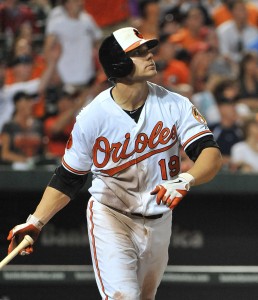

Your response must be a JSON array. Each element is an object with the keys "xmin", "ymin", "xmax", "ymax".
[{"xmin": 63, "ymin": 82, "xmax": 212, "ymax": 215}]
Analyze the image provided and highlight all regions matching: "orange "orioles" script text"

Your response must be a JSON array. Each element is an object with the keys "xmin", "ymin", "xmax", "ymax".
[{"xmin": 92, "ymin": 121, "xmax": 178, "ymax": 176}]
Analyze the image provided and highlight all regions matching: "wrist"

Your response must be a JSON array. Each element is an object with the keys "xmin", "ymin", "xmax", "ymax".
[
  {"xmin": 26, "ymin": 214, "xmax": 44, "ymax": 230},
  {"xmin": 178, "ymin": 172, "xmax": 195, "ymax": 186}
]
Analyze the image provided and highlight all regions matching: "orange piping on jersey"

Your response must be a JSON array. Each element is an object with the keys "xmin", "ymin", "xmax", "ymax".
[
  {"xmin": 182, "ymin": 130, "xmax": 212, "ymax": 149},
  {"xmin": 89, "ymin": 200, "xmax": 108, "ymax": 300},
  {"xmin": 102, "ymin": 139, "xmax": 178, "ymax": 176},
  {"xmin": 62, "ymin": 157, "xmax": 89, "ymax": 175}
]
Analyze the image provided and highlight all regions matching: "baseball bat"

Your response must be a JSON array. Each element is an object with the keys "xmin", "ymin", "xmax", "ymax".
[{"xmin": 0, "ymin": 235, "xmax": 34, "ymax": 270}]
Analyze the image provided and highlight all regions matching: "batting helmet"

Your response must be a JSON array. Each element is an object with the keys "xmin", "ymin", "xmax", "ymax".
[{"xmin": 99, "ymin": 27, "xmax": 158, "ymax": 81}]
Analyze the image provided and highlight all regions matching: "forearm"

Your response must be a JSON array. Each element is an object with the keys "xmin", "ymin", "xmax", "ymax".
[
  {"xmin": 33, "ymin": 186, "xmax": 71, "ymax": 225},
  {"xmin": 38, "ymin": 62, "xmax": 56, "ymax": 94},
  {"xmin": 38, "ymin": 35, "xmax": 60, "ymax": 93},
  {"xmin": 1, "ymin": 151, "xmax": 27, "ymax": 163},
  {"xmin": 187, "ymin": 147, "xmax": 222, "ymax": 186}
]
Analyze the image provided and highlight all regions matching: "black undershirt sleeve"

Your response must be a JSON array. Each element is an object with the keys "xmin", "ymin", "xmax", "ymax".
[
  {"xmin": 185, "ymin": 135, "xmax": 220, "ymax": 162},
  {"xmin": 48, "ymin": 165, "xmax": 88, "ymax": 200}
]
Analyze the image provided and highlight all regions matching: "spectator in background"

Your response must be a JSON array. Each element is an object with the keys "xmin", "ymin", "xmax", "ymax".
[
  {"xmin": 212, "ymin": 0, "xmax": 258, "ymax": 28},
  {"xmin": 237, "ymin": 51, "xmax": 258, "ymax": 112},
  {"xmin": 213, "ymin": 76, "xmax": 252, "ymax": 120},
  {"xmin": 1, "ymin": 91, "xmax": 45, "ymax": 169},
  {"xmin": 159, "ymin": 11, "xmax": 182, "ymax": 36},
  {"xmin": 29, "ymin": 0, "xmax": 52, "ymax": 36},
  {"xmin": 190, "ymin": 27, "xmax": 236, "ymax": 93},
  {"xmin": 169, "ymin": 4, "xmax": 210, "ymax": 57},
  {"xmin": 153, "ymin": 33, "xmax": 190, "ymax": 90},
  {"xmin": 216, "ymin": 0, "xmax": 258, "ymax": 64},
  {"xmin": 0, "ymin": 40, "xmax": 61, "ymax": 133},
  {"xmin": 162, "ymin": 0, "xmax": 214, "ymax": 27},
  {"xmin": 5, "ymin": 37, "xmax": 46, "ymax": 84},
  {"xmin": 132, "ymin": 0, "xmax": 160, "ymax": 39},
  {"xmin": 191, "ymin": 74, "xmax": 222, "ymax": 127},
  {"xmin": 44, "ymin": 87, "xmax": 86, "ymax": 161},
  {"xmin": 210, "ymin": 79, "xmax": 244, "ymax": 169},
  {"xmin": 230, "ymin": 118, "xmax": 258, "ymax": 173},
  {"xmin": 0, "ymin": 0, "xmax": 37, "ymax": 51},
  {"xmin": 44, "ymin": 0, "xmax": 103, "ymax": 89},
  {"xmin": 84, "ymin": 0, "xmax": 130, "ymax": 33}
]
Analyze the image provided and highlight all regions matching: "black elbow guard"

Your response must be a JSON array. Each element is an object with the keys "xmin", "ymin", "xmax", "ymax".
[{"xmin": 48, "ymin": 165, "xmax": 88, "ymax": 200}]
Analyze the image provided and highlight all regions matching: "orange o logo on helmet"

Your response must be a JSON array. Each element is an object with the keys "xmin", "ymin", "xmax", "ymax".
[
  {"xmin": 66, "ymin": 134, "xmax": 73, "ymax": 150},
  {"xmin": 133, "ymin": 29, "xmax": 143, "ymax": 39},
  {"xmin": 192, "ymin": 106, "xmax": 207, "ymax": 124}
]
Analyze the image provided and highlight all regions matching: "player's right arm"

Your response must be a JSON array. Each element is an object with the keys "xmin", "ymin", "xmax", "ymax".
[
  {"xmin": 7, "ymin": 165, "xmax": 88, "ymax": 255},
  {"xmin": 32, "ymin": 186, "xmax": 71, "ymax": 225}
]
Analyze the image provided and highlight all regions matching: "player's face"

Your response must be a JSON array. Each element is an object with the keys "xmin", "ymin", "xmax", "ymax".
[{"xmin": 127, "ymin": 44, "xmax": 157, "ymax": 81}]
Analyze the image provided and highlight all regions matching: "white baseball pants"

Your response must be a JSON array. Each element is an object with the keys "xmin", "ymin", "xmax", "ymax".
[{"xmin": 86, "ymin": 198, "xmax": 172, "ymax": 300}]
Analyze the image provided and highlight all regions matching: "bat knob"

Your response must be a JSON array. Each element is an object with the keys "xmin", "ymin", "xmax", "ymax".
[{"xmin": 24, "ymin": 235, "xmax": 34, "ymax": 245}]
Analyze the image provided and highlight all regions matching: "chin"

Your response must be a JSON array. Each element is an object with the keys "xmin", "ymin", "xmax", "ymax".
[{"xmin": 146, "ymin": 70, "xmax": 157, "ymax": 79}]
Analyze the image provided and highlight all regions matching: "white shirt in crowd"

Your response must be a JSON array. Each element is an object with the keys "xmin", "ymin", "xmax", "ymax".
[
  {"xmin": 0, "ymin": 79, "xmax": 40, "ymax": 133},
  {"xmin": 216, "ymin": 20, "xmax": 258, "ymax": 62},
  {"xmin": 46, "ymin": 7, "xmax": 102, "ymax": 86},
  {"xmin": 231, "ymin": 141, "xmax": 258, "ymax": 172}
]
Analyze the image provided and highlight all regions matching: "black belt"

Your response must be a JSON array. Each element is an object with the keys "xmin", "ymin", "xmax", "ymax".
[
  {"xmin": 131, "ymin": 212, "xmax": 163, "ymax": 219},
  {"xmin": 105, "ymin": 205, "xmax": 163, "ymax": 220}
]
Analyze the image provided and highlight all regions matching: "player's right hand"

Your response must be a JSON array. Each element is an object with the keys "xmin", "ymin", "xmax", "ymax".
[
  {"xmin": 7, "ymin": 214, "xmax": 44, "ymax": 255},
  {"xmin": 150, "ymin": 173, "xmax": 195, "ymax": 210}
]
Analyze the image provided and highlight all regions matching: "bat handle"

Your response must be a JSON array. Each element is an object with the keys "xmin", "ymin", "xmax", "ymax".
[{"xmin": 0, "ymin": 235, "xmax": 34, "ymax": 270}]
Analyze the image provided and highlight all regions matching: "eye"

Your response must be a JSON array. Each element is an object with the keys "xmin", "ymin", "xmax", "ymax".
[
  {"xmin": 132, "ymin": 49, "xmax": 141, "ymax": 56},
  {"xmin": 129, "ymin": 47, "xmax": 149, "ymax": 57}
]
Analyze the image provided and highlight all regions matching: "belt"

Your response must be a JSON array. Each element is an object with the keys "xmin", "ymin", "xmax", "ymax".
[
  {"xmin": 131, "ymin": 212, "xmax": 163, "ymax": 220},
  {"xmin": 106, "ymin": 205, "xmax": 163, "ymax": 220}
]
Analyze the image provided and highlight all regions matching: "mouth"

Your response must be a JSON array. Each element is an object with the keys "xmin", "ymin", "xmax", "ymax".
[{"xmin": 146, "ymin": 63, "xmax": 156, "ymax": 69}]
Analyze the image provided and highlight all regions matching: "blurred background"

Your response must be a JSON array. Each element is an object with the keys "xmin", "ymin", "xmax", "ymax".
[{"xmin": 0, "ymin": 0, "xmax": 258, "ymax": 299}]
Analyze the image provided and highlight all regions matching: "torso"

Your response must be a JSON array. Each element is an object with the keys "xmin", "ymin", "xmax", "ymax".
[{"xmin": 63, "ymin": 82, "xmax": 211, "ymax": 215}]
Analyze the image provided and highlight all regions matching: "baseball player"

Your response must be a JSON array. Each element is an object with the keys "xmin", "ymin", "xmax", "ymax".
[{"xmin": 7, "ymin": 27, "xmax": 222, "ymax": 299}]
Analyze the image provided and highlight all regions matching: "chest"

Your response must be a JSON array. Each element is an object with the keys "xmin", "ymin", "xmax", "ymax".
[{"xmin": 91, "ymin": 103, "xmax": 179, "ymax": 170}]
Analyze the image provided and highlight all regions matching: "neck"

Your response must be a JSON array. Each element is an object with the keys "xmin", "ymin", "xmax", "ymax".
[{"xmin": 112, "ymin": 82, "xmax": 149, "ymax": 111}]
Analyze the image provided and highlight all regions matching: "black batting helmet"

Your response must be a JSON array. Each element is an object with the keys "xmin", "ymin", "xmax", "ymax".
[{"xmin": 99, "ymin": 27, "xmax": 158, "ymax": 81}]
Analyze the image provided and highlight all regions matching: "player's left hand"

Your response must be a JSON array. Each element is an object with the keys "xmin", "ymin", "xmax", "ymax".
[{"xmin": 150, "ymin": 173, "xmax": 195, "ymax": 210}]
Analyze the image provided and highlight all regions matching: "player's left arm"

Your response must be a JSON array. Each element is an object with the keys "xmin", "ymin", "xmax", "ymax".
[
  {"xmin": 186, "ymin": 146, "xmax": 222, "ymax": 186},
  {"xmin": 151, "ymin": 136, "xmax": 223, "ymax": 209}
]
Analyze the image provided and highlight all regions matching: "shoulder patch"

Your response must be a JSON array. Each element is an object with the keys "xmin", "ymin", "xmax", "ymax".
[{"xmin": 192, "ymin": 106, "xmax": 207, "ymax": 124}]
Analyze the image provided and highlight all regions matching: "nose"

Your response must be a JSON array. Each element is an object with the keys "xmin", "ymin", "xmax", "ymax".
[{"xmin": 146, "ymin": 50, "xmax": 153, "ymax": 60}]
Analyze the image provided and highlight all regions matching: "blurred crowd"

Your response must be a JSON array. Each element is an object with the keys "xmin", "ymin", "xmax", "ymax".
[{"xmin": 0, "ymin": 0, "xmax": 258, "ymax": 174}]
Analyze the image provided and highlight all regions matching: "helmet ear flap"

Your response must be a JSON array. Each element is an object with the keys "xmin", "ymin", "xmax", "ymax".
[{"xmin": 99, "ymin": 35, "xmax": 134, "ymax": 81}]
